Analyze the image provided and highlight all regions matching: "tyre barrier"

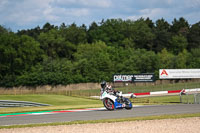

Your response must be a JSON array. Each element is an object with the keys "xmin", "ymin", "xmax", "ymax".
[{"xmin": 0, "ymin": 100, "xmax": 50, "ymax": 108}]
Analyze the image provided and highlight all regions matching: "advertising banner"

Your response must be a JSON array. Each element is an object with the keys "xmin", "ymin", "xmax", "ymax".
[
  {"xmin": 113, "ymin": 74, "xmax": 155, "ymax": 82},
  {"xmin": 113, "ymin": 74, "xmax": 133, "ymax": 82},
  {"xmin": 159, "ymin": 69, "xmax": 200, "ymax": 79},
  {"xmin": 132, "ymin": 74, "xmax": 155, "ymax": 82}
]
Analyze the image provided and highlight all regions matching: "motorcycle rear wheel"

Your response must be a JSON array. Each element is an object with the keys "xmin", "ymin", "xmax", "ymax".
[{"xmin": 103, "ymin": 98, "xmax": 114, "ymax": 111}]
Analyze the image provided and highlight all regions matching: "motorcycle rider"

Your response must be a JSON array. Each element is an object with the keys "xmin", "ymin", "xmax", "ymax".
[
  {"xmin": 100, "ymin": 81, "xmax": 118, "ymax": 96},
  {"xmin": 100, "ymin": 81, "xmax": 133, "ymax": 110}
]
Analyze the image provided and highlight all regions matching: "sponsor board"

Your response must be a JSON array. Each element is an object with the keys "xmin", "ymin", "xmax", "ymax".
[
  {"xmin": 113, "ymin": 74, "xmax": 133, "ymax": 82},
  {"xmin": 113, "ymin": 74, "xmax": 155, "ymax": 82},
  {"xmin": 159, "ymin": 69, "xmax": 200, "ymax": 79},
  {"xmin": 132, "ymin": 74, "xmax": 155, "ymax": 82}
]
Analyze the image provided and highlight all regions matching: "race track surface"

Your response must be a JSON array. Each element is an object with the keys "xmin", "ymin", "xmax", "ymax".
[{"xmin": 0, "ymin": 104, "xmax": 200, "ymax": 126}]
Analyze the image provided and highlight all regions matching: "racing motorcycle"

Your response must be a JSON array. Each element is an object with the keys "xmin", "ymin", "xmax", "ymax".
[{"xmin": 100, "ymin": 90, "xmax": 133, "ymax": 111}]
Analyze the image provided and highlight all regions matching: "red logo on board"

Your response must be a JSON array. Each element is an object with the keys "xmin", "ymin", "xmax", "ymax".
[{"xmin": 161, "ymin": 69, "xmax": 168, "ymax": 76}]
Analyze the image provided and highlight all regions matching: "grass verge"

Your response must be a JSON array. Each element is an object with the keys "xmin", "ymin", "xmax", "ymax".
[
  {"xmin": 131, "ymin": 95, "xmax": 180, "ymax": 104},
  {"xmin": 0, "ymin": 95, "xmax": 102, "ymax": 114},
  {"xmin": 0, "ymin": 95, "xmax": 101, "ymax": 106},
  {"xmin": 0, "ymin": 104, "xmax": 103, "ymax": 114},
  {"xmin": 0, "ymin": 112, "xmax": 200, "ymax": 129},
  {"xmin": 0, "ymin": 95, "xmax": 182, "ymax": 114}
]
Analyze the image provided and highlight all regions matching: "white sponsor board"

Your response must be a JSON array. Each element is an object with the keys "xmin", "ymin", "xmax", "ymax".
[
  {"xmin": 132, "ymin": 74, "xmax": 155, "ymax": 82},
  {"xmin": 159, "ymin": 69, "xmax": 200, "ymax": 79}
]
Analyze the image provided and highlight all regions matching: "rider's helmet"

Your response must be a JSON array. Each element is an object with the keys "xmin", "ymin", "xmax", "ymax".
[{"xmin": 100, "ymin": 81, "xmax": 107, "ymax": 88}]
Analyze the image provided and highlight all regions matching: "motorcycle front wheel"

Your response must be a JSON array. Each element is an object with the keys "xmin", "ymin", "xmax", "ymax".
[
  {"xmin": 124, "ymin": 98, "xmax": 132, "ymax": 110},
  {"xmin": 103, "ymin": 98, "xmax": 114, "ymax": 111}
]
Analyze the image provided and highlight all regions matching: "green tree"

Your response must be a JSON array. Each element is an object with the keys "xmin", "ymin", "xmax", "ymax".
[
  {"xmin": 128, "ymin": 49, "xmax": 158, "ymax": 73},
  {"xmin": 17, "ymin": 26, "xmax": 41, "ymax": 40},
  {"xmin": 158, "ymin": 48, "xmax": 175, "ymax": 69},
  {"xmin": 15, "ymin": 35, "xmax": 43, "ymax": 72},
  {"xmin": 74, "ymin": 41, "xmax": 113, "ymax": 82},
  {"xmin": 169, "ymin": 35, "xmax": 188, "ymax": 54},
  {"xmin": 145, "ymin": 17, "xmax": 155, "ymax": 29},
  {"xmin": 60, "ymin": 23, "xmax": 87, "ymax": 45},
  {"xmin": 187, "ymin": 22, "xmax": 200, "ymax": 50},
  {"xmin": 0, "ymin": 33, "xmax": 18, "ymax": 86},
  {"xmin": 0, "ymin": 33, "xmax": 19, "ymax": 76},
  {"xmin": 88, "ymin": 19, "xmax": 125, "ymax": 47},
  {"xmin": 175, "ymin": 49, "xmax": 190, "ymax": 68},
  {"xmin": 0, "ymin": 33, "xmax": 42, "ymax": 86},
  {"xmin": 170, "ymin": 17, "xmax": 189, "ymax": 36},
  {"xmin": 130, "ymin": 19, "xmax": 155, "ymax": 50},
  {"xmin": 17, "ymin": 58, "xmax": 74, "ymax": 86},
  {"xmin": 42, "ymin": 22, "xmax": 56, "ymax": 32},
  {"xmin": 153, "ymin": 18, "xmax": 171, "ymax": 52},
  {"xmin": 87, "ymin": 22, "xmax": 99, "ymax": 43},
  {"xmin": 38, "ymin": 29, "xmax": 76, "ymax": 59},
  {"xmin": 121, "ymin": 38, "xmax": 135, "ymax": 48},
  {"xmin": 111, "ymin": 48, "xmax": 158, "ymax": 74},
  {"xmin": 188, "ymin": 48, "xmax": 200, "ymax": 68},
  {"xmin": 0, "ymin": 25, "xmax": 9, "ymax": 34}
]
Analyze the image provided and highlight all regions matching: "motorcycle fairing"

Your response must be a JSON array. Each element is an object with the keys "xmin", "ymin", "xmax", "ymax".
[{"xmin": 114, "ymin": 99, "xmax": 124, "ymax": 109}]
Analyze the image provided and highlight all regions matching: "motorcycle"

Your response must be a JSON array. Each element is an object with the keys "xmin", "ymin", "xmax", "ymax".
[{"xmin": 100, "ymin": 90, "xmax": 133, "ymax": 111}]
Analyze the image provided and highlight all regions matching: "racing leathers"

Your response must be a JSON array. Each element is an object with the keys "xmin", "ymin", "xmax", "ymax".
[{"xmin": 101, "ymin": 84, "xmax": 119, "ymax": 96}]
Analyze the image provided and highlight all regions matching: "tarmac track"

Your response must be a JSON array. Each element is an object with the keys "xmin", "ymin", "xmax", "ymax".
[{"xmin": 0, "ymin": 104, "xmax": 200, "ymax": 126}]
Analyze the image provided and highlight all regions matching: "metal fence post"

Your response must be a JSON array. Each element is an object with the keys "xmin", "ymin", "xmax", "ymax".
[
  {"xmin": 198, "ymin": 94, "xmax": 200, "ymax": 104},
  {"xmin": 180, "ymin": 93, "xmax": 182, "ymax": 103},
  {"xmin": 194, "ymin": 94, "xmax": 197, "ymax": 104}
]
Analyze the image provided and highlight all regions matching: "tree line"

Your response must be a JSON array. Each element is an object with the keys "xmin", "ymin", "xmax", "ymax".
[{"xmin": 0, "ymin": 17, "xmax": 200, "ymax": 87}]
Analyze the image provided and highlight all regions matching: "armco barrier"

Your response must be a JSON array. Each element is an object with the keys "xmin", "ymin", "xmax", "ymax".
[
  {"xmin": 0, "ymin": 100, "xmax": 50, "ymax": 108},
  {"xmin": 132, "ymin": 88, "xmax": 200, "ymax": 97},
  {"xmin": 92, "ymin": 88, "xmax": 200, "ymax": 99}
]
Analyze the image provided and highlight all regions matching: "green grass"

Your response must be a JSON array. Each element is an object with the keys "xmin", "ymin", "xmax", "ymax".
[
  {"xmin": 0, "ymin": 95, "xmax": 102, "ymax": 114},
  {"xmin": 0, "ymin": 112, "xmax": 200, "ymax": 129},
  {"xmin": 131, "ymin": 95, "xmax": 180, "ymax": 104},
  {"xmin": 0, "ymin": 94, "xmax": 101, "ymax": 106}
]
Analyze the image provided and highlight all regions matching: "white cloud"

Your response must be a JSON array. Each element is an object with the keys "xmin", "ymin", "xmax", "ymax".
[
  {"xmin": 80, "ymin": 0, "xmax": 112, "ymax": 8},
  {"xmin": 0, "ymin": 0, "xmax": 91, "ymax": 26},
  {"xmin": 127, "ymin": 8, "xmax": 170, "ymax": 21},
  {"xmin": 126, "ymin": 0, "xmax": 200, "ymax": 23},
  {"xmin": 0, "ymin": 0, "xmax": 52, "ymax": 25},
  {"xmin": 140, "ymin": 8, "xmax": 165, "ymax": 17},
  {"xmin": 55, "ymin": 0, "xmax": 112, "ymax": 8},
  {"xmin": 49, "ymin": 7, "xmax": 89, "ymax": 18}
]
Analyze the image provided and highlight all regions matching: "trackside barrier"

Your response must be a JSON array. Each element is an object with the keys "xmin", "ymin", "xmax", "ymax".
[
  {"xmin": 0, "ymin": 100, "xmax": 50, "ymax": 108},
  {"xmin": 180, "ymin": 88, "xmax": 200, "ymax": 104},
  {"xmin": 130, "ymin": 88, "xmax": 200, "ymax": 104},
  {"xmin": 131, "ymin": 88, "xmax": 200, "ymax": 97},
  {"xmin": 91, "ymin": 88, "xmax": 200, "ymax": 99}
]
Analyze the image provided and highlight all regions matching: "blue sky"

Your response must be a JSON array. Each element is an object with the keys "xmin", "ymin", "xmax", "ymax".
[{"xmin": 0, "ymin": 0, "xmax": 200, "ymax": 32}]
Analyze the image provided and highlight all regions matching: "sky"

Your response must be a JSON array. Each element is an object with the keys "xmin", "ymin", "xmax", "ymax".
[{"xmin": 0, "ymin": 0, "xmax": 200, "ymax": 32}]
